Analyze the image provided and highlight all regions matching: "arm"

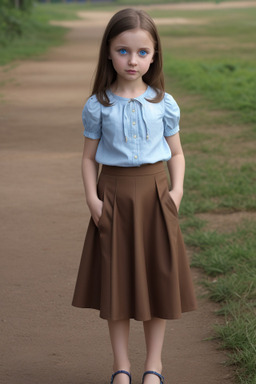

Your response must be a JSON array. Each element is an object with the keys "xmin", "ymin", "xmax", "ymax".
[
  {"xmin": 165, "ymin": 132, "xmax": 185, "ymax": 212},
  {"xmin": 81, "ymin": 137, "xmax": 102, "ymax": 227}
]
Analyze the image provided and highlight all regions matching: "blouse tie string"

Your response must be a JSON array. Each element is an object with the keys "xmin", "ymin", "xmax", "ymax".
[
  {"xmin": 123, "ymin": 102, "xmax": 130, "ymax": 143},
  {"xmin": 141, "ymin": 102, "xmax": 149, "ymax": 140}
]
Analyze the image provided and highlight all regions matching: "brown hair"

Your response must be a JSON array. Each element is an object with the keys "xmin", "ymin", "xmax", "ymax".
[{"xmin": 91, "ymin": 8, "xmax": 165, "ymax": 106}]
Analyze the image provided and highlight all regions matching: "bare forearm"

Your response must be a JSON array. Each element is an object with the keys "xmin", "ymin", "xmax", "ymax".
[
  {"xmin": 81, "ymin": 137, "xmax": 102, "ymax": 226},
  {"xmin": 167, "ymin": 153, "xmax": 185, "ymax": 194},
  {"xmin": 165, "ymin": 133, "xmax": 185, "ymax": 212},
  {"xmin": 81, "ymin": 157, "xmax": 99, "ymax": 206}
]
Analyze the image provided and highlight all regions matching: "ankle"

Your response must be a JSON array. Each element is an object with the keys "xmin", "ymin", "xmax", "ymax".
[
  {"xmin": 113, "ymin": 361, "xmax": 131, "ymax": 373},
  {"xmin": 144, "ymin": 361, "xmax": 162, "ymax": 374}
]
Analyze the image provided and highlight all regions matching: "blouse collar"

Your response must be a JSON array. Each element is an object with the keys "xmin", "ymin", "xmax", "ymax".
[{"xmin": 107, "ymin": 86, "xmax": 154, "ymax": 105}]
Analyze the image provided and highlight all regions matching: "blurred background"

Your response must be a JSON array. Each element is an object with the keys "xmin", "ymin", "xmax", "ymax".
[{"xmin": 0, "ymin": 1, "xmax": 256, "ymax": 383}]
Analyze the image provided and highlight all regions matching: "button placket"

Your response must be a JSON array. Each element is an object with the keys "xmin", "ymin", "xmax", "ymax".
[{"xmin": 131, "ymin": 101, "xmax": 136, "ymax": 127}]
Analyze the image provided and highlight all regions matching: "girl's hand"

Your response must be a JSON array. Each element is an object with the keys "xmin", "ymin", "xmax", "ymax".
[
  {"xmin": 168, "ymin": 189, "xmax": 183, "ymax": 213},
  {"xmin": 87, "ymin": 197, "xmax": 103, "ymax": 227}
]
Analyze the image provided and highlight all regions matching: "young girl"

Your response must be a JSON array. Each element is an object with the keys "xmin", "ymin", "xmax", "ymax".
[{"xmin": 72, "ymin": 8, "xmax": 197, "ymax": 384}]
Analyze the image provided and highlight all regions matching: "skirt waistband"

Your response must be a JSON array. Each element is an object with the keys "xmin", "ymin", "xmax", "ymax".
[{"xmin": 101, "ymin": 162, "xmax": 166, "ymax": 177}]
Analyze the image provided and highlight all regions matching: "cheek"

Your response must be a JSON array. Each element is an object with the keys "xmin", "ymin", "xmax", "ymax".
[
  {"xmin": 111, "ymin": 57, "xmax": 124, "ymax": 72},
  {"xmin": 113, "ymin": 56, "xmax": 125, "ymax": 67},
  {"xmin": 144, "ymin": 57, "xmax": 154, "ymax": 69}
]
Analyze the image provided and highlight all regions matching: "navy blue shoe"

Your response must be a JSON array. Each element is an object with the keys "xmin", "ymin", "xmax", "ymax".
[
  {"xmin": 110, "ymin": 370, "xmax": 132, "ymax": 384},
  {"xmin": 142, "ymin": 371, "xmax": 164, "ymax": 384}
]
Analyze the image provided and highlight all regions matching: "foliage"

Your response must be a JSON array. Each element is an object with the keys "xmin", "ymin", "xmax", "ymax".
[
  {"xmin": 0, "ymin": 6, "xmax": 23, "ymax": 41},
  {"xmin": 0, "ymin": 3, "xmax": 82, "ymax": 63},
  {"xmin": 0, "ymin": 0, "xmax": 33, "ymax": 11},
  {"xmin": 0, "ymin": 0, "xmax": 34, "ymax": 44}
]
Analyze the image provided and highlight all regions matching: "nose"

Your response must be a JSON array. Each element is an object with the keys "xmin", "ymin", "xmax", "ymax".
[{"xmin": 128, "ymin": 53, "xmax": 137, "ymax": 66}]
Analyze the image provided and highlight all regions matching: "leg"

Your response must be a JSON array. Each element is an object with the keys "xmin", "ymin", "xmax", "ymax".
[
  {"xmin": 108, "ymin": 319, "xmax": 131, "ymax": 383},
  {"xmin": 143, "ymin": 318, "xmax": 166, "ymax": 384}
]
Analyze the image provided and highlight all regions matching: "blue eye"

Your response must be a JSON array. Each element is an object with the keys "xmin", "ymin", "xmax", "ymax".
[
  {"xmin": 139, "ymin": 50, "xmax": 147, "ymax": 57},
  {"xmin": 119, "ymin": 49, "xmax": 127, "ymax": 55}
]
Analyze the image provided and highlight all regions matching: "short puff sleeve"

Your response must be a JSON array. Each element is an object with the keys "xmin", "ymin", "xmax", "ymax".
[
  {"xmin": 163, "ymin": 93, "xmax": 180, "ymax": 137},
  {"xmin": 82, "ymin": 95, "xmax": 102, "ymax": 139}
]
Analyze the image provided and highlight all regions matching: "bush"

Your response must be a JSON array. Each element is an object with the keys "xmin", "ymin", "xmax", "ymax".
[{"xmin": 0, "ymin": 0, "xmax": 33, "ymax": 44}]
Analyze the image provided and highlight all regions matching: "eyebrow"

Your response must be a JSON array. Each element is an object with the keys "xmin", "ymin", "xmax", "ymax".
[{"xmin": 114, "ymin": 45, "xmax": 152, "ymax": 50}]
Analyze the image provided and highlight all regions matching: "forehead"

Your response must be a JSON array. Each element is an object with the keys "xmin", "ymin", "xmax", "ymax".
[{"xmin": 110, "ymin": 28, "xmax": 155, "ymax": 48}]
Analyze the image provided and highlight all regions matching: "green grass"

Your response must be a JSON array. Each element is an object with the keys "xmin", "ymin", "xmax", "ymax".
[
  {"xmin": 0, "ymin": 3, "xmax": 88, "ymax": 66},
  {"xmin": 117, "ymin": 0, "xmax": 189, "ymax": 4},
  {"xmin": 116, "ymin": 0, "xmax": 238, "ymax": 4},
  {"xmin": 159, "ymin": 8, "xmax": 256, "ymax": 216},
  {"xmin": 161, "ymin": 7, "xmax": 256, "ymax": 383},
  {"xmin": 187, "ymin": 221, "xmax": 256, "ymax": 279},
  {"xmin": 0, "ymin": 22, "xmax": 66, "ymax": 65},
  {"xmin": 214, "ymin": 310, "xmax": 256, "ymax": 384},
  {"xmin": 160, "ymin": 8, "xmax": 256, "ymax": 124},
  {"xmin": 181, "ymin": 158, "xmax": 256, "ymax": 214},
  {"xmin": 165, "ymin": 59, "xmax": 256, "ymax": 124},
  {"xmin": 184, "ymin": 221, "xmax": 256, "ymax": 382}
]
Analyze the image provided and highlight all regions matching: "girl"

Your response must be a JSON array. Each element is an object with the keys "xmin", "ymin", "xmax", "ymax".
[{"xmin": 72, "ymin": 8, "xmax": 197, "ymax": 384}]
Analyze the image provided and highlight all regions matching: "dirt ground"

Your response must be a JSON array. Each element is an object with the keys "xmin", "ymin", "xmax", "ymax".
[{"xmin": 2, "ymin": 3, "xmax": 254, "ymax": 383}]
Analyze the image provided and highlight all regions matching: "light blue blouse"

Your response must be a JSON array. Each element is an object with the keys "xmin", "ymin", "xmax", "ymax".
[{"xmin": 82, "ymin": 86, "xmax": 180, "ymax": 167}]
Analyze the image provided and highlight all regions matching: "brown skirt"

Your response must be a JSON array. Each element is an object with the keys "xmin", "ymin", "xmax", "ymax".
[{"xmin": 72, "ymin": 162, "xmax": 197, "ymax": 321}]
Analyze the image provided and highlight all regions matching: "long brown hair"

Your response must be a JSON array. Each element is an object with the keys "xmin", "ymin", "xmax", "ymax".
[{"xmin": 91, "ymin": 8, "xmax": 165, "ymax": 106}]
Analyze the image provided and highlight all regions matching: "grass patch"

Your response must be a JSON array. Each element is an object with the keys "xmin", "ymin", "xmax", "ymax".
[
  {"xmin": 161, "ymin": 8, "xmax": 256, "ymax": 124},
  {"xmin": 160, "ymin": 7, "xmax": 256, "ymax": 217},
  {"xmin": 181, "ymin": 158, "xmax": 256, "ymax": 215},
  {"xmin": 214, "ymin": 309, "xmax": 256, "ymax": 384},
  {"xmin": 116, "ymin": 0, "xmax": 238, "ymax": 4},
  {"xmin": 160, "ymin": 6, "xmax": 256, "ymax": 383},
  {"xmin": 165, "ymin": 58, "xmax": 256, "ymax": 124},
  {"xmin": 204, "ymin": 296, "xmax": 256, "ymax": 382},
  {"xmin": 0, "ymin": 21, "xmax": 66, "ymax": 65},
  {"xmin": 185, "ymin": 221, "xmax": 256, "ymax": 383},
  {"xmin": 0, "ymin": 3, "xmax": 89, "ymax": 66}
]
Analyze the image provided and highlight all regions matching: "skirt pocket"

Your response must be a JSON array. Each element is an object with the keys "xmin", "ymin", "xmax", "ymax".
[
  {"xmin": 97, "ymin": 173, "xmax": 116, "ymax": 232},
  {"xmin": 166, "ymin": 192, "xmax": 178, "ymax": 216},
  {"xmin": 97, "ymin": 174, "xmax": 107, "ymax": 230},
  {"xmin": 155, "ymin": 173, "xmax": 178, "ymax": 219}
]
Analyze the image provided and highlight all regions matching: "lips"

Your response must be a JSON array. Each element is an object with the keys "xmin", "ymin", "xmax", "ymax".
[{"xmin": 126, "ymin": 70, "xmax": 137, "ymax": 74}]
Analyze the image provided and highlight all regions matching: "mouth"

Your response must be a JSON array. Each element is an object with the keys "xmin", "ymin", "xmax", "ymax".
[{"xmin": 126, "ymin": 70, "xmax": 137, "ymax": 74}]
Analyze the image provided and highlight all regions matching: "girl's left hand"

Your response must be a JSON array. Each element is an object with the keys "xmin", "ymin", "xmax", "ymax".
[{"xmin": 168, "ymin": 189, "xmax": 183, "ymax": 212}]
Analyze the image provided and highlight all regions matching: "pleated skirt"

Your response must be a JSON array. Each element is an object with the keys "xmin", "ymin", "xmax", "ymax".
[{"xmin": 72, "ymin": 161, "xmax": 197, "ymax": 321}]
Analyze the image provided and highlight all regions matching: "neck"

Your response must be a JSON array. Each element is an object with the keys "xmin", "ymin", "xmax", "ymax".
[{"xmin": 111, "ymin": 79, "xmax": 148, "ymax": 99}]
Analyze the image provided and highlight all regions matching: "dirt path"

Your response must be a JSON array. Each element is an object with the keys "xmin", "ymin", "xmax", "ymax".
[{"xmin": 0, "ymin": 8, "xmax": 237, "ymax": 384}]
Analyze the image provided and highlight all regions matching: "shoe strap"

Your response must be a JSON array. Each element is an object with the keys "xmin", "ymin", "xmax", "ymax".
[
  {"xmin": 111, "ymin": 370, "xmax": 131, "ymax": 384},
  {"xmin": 142, "ymin": 370, "xmax": 164, "ymax": 384}
]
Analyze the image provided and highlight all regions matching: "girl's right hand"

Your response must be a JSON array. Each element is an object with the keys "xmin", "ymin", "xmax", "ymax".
[{"xmin": 87, "ymin": 197, "xmax": 103, "ymax": 227}]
